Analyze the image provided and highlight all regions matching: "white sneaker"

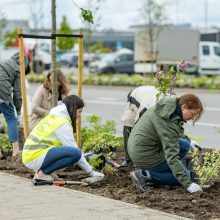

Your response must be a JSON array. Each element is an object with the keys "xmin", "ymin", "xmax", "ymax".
[{"xmin": 33, "ymin": 171, "xmax": 54, "ymax": 181}]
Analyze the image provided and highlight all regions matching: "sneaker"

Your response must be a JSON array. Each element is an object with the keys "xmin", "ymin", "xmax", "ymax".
[
  {"xmin": 120, "ymin": 160, "xmax": 133, "ymax": 167},
  {"xmin": 130, "ymin": 169, "xmax": 150, "ymax": 192},
  {"xmin": 33, "ymin": 170, "xmax": 54, "ymax": 181}
]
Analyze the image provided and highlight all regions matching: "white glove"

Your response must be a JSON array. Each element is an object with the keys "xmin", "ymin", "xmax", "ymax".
[
  {"xmin": 187, "ymin": 183, "xmax": 203, "ymax": 193},
  {"xmin": 190, "ymin": 140, "xmax": 202, "ymax": 150},
  {"xmin": 89, "ymin": 171, "xmax": 104, "ymax": 177}
]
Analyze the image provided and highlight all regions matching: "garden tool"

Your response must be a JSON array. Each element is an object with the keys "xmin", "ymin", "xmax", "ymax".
[
  {"xmin": 105, "ymin": 159, "xmax": 121, "ymax": 168},
  {"xmin": 32, "ymin": 179, "xmax": 88, "ymax": 186}
]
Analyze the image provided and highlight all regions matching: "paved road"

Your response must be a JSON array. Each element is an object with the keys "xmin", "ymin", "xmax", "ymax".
[{"xmin": 28, "ymin": 83, "xmax": 220, "ymax": 149}]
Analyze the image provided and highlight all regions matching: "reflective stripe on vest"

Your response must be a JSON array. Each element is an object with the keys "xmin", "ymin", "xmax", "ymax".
[{"xmin": 22, "ymin": 115, "xmax": 71, "ymax": 163}]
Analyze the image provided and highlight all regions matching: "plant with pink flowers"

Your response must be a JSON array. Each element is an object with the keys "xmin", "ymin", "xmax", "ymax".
[{"xmin": 155, "ymin": 61, "xmax": 189, "ymax": 99}]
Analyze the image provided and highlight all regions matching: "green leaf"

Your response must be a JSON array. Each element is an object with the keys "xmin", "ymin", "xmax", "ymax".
[{"xmin": 81, "ymin": 8, "xmax": 94, "ymax": 24}]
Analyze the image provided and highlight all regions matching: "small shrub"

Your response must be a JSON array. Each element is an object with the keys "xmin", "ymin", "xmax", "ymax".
[
  {"xmin": 155, "ymin": 61, "xmax": 189, "ymax": 99},
  {"xmin": 0, "ymin": 120, "xmax": 11, "ymax": 153},
  {"xmin": 192, "ymin": 148, "xmax": 220, "ymax": 186},
  {"xmin": 81, "ymin": 115, "xmax": 123, "ymax": 170},
  {"xmin": 0, "ymin": 134, "xmax": 11, "ymax": 153}
]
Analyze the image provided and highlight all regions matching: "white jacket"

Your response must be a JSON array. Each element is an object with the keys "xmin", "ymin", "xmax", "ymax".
[
  {"xmin": 121, "ymin": 86, "xmax": 158, "ymax": 127},
  {"xmin": 25, "ymin": 103, "xmax": 92, "ymax": 173}
]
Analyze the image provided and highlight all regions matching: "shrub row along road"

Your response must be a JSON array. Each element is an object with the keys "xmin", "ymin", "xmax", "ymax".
[{"xmin": 29, "ymin": 83, "xmax": 220, "ymax": 149}]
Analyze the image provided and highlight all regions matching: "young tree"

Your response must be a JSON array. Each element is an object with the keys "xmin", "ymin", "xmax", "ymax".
[
  {"xmin": 83, "ymin": 0, "xmax": 105, "ymax": 54},
  {"xmin": 51, "ymin": 0, "xmax": 58, "ymax": 107},
  {"xmin": 140, "ymin": 0, "xmax": 167, "ymax": 72},
  {"xmin": 51, "ymin": 0, "xmax": 94, "ymax": 107},
  {"xmin": 56, "ymin": 16, "xmax": 75, "ymax": 51}
]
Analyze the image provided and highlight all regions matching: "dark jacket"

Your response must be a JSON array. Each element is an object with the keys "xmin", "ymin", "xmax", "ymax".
[
  {"xmin": 0, "ymin": 52, "xmax": 29, "ymax": 112},
  {"xmin": 127, "ymin": 97, "xmax": 192, "ymax": 188}
]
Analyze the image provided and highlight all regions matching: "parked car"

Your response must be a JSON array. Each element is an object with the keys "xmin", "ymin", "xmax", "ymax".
[
  {"xmin": 89, "ymin": 48, "xmax": 134, "ymax": 74},
  {"xmin": 58, "ymin": 52, "xmax": 78, "ymax": 67}
]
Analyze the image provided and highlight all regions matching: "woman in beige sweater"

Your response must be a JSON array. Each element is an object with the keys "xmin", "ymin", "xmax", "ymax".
[{"xmin": 29, "ymin": 69, "xmax": 70, "ymax": 130}]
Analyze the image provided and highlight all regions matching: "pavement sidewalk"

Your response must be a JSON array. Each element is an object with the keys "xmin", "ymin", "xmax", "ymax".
[{"xmin": 0, "ymin": 172, "xmax": 191, "ymax": 220}]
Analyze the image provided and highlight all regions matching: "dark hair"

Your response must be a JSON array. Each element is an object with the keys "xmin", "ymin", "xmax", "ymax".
[
  {"xmin": 178, "ymin": 94, "xmax": 203, "ymax": 123},
  {"xmin": 63, "ymin": 95, "xmax": 84, "ymax": 130}
]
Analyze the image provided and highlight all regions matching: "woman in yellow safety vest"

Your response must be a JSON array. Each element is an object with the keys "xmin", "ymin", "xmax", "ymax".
[{"xmin": 22, "ymin": 95, "xmax": 104, "ymax": 181}]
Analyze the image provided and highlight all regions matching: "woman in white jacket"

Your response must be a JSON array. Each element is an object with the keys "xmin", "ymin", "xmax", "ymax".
[
  {"xmin": 22, "ymin": 95, "xmax": 103, "ymax": 180},
  {"xmin": 120, "ymin": 86, "xmax": 158, "ymax": 167}
]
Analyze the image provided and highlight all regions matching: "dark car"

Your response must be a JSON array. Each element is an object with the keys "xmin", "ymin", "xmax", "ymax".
[{"xmin": 89, "ymin": 49, "xmax": 134, "ymax": 74}]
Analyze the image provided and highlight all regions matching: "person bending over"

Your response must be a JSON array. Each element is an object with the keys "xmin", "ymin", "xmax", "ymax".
[
  {"xmin": 0, "ymin": 52, "xmax": 30, "ymax": 156},
  {"xmin": 120, "ymin": 86, "xmax": 158, "ymax": 167}
]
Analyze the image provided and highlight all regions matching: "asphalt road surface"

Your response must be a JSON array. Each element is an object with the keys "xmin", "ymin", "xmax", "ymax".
[{"xmin": 28, "ymin": 83, "xmax": 220, "ymax": 149}]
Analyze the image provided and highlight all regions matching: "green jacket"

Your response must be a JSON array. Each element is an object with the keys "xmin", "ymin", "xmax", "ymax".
[
  {"xmin": 127, "ymin": 97, "xmax": 192, "ymax": 188},
  {"xmin": 0, "ymin": 52, "xmax": 29, "ymax": 112}
]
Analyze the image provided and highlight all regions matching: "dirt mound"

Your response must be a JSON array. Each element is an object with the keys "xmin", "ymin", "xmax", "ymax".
[{"xmin": 0, "ymin": 153, "xmax": 220, "ymax": 220}]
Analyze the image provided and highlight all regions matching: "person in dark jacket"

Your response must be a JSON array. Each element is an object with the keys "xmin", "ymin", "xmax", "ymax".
[
  {"xmin": 0, "ymin": 52, "xmax": 30, "ymax": 157},
  {"xmin": 129, "ymin": 94, "xmax": 204, "ymax": 193}
]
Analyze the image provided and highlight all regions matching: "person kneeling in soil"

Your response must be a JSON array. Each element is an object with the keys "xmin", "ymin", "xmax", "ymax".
[
  {"xmin": 120, "ymin": 86, "xmax": 159, "ymax": 167},
  {"xmin": 22, "ymin": 95, "xmax": 104, "ymax": 181},
  {"xmin": 129, "ymin": 94, "xmax": 203, "ymax": 193}
]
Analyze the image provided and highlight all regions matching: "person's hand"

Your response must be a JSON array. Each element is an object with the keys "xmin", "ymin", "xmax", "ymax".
[
  {"xmin": 89, "ymin": 171, "xmax": 104, "ymax": 177},
  {"xmin": 187, "ymin": 183, "xmax": 203, "ymax": 193},
  {"xmin": 190, "ymin": 140, "xmax": 202, "ymax": 151}
]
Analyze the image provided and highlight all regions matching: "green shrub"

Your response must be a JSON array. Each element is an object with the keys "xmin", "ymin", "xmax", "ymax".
[
  {"xmin": 81, "ymin": 115, "xmax": 123, "ymax": 169},
  {"xmin": 0, "ymin": 134, "xmax": 12, "ymax": 153},
  {"xmin": 27, "ymin": 70, "xmax": 220, "ymax": 90},
  {"xmin": 192, "ymin": 148, "xmax": 220, "ymax": 186},
  {"xmin": 0, "ymin": 119, "xmax": 11, "ymax": 153}
]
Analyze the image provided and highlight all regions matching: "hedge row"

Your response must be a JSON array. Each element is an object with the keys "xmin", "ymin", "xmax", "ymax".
[{"xmin": 27, "ymin": 72, "xmax": 220, "ymax": 90}]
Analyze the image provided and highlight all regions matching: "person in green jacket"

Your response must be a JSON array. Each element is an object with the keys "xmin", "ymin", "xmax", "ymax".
[{"xmin": 129, "ymin": 94, "xmax": 204, "ymax": 193}]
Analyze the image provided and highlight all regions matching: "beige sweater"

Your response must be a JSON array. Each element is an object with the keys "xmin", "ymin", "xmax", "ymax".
[{"xmin": 29, "ymin": 85, "xmax": 66, "ymax": 130}]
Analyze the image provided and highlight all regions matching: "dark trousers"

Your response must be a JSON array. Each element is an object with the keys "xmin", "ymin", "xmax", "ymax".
[
  {"xmin": 123, "ymin": 126, "xmax": 132, "ymax": 161},
  {"xmin": 144, "ymin": 138, "xmax": 191, "ymax": 186}
]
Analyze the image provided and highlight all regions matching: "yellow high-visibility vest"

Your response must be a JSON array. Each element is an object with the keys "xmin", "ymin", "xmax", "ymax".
[{"xmin": 22, "ymin": 115, "xmax": 71, "ymax": 163}]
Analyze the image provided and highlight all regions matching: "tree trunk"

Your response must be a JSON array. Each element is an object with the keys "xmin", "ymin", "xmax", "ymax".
[
  {"xmin": 51, "ymin": 0, "xmax": 58, "ymax": 107},
  {"xmin": 149, "ymin": 27, "xmax": 154, "ymax": 74}
]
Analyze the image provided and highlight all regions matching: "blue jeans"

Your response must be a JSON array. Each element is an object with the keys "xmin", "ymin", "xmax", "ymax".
[
  {"xmin": 0, "ymin": 102, "xmax": 18, "ymax": 141},
  {"xmin": 41, "ymin": 146, "xmax": 82, "ymax": 174},
  {"xmin": 144, "ymin": 138, "xmax": 191, "ymax": 186}
]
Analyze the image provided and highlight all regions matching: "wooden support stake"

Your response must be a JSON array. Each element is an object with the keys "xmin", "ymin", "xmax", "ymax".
[
  {"xmin": 77, "ymin": 29, "xmax": 83, "ymax": 147},
  {"xmin": 18, "ymin": 29, "xmax": 30, "ymax": 138}
]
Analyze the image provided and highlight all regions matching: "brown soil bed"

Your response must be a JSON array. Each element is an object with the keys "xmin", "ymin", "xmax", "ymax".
[{"xmin": 0, "ymin": 150, "xmax": 220, "ymax": 220}]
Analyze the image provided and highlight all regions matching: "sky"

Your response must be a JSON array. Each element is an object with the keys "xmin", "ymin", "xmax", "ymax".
[{"xmin": 0, "ymin": 0, "xmax": 220, "ymax": 31}]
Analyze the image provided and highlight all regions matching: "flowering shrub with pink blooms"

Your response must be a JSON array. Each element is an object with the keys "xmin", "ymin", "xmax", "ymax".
[{"xmin": 155, "ymin": 61, "xmax": 190, "ymax": 100}]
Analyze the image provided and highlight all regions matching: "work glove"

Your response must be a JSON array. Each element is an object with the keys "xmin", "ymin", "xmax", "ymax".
[
  {"xmin": 187, "ymin": 183, "xmax": 203, "ymax": 193},
  {"xmin": 89, "ymin": 170, "xmax": 104, "ymax": 177},
  {"xmin": 190, "ymin": 140, "xmax": 202, "ymax": 151}
]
